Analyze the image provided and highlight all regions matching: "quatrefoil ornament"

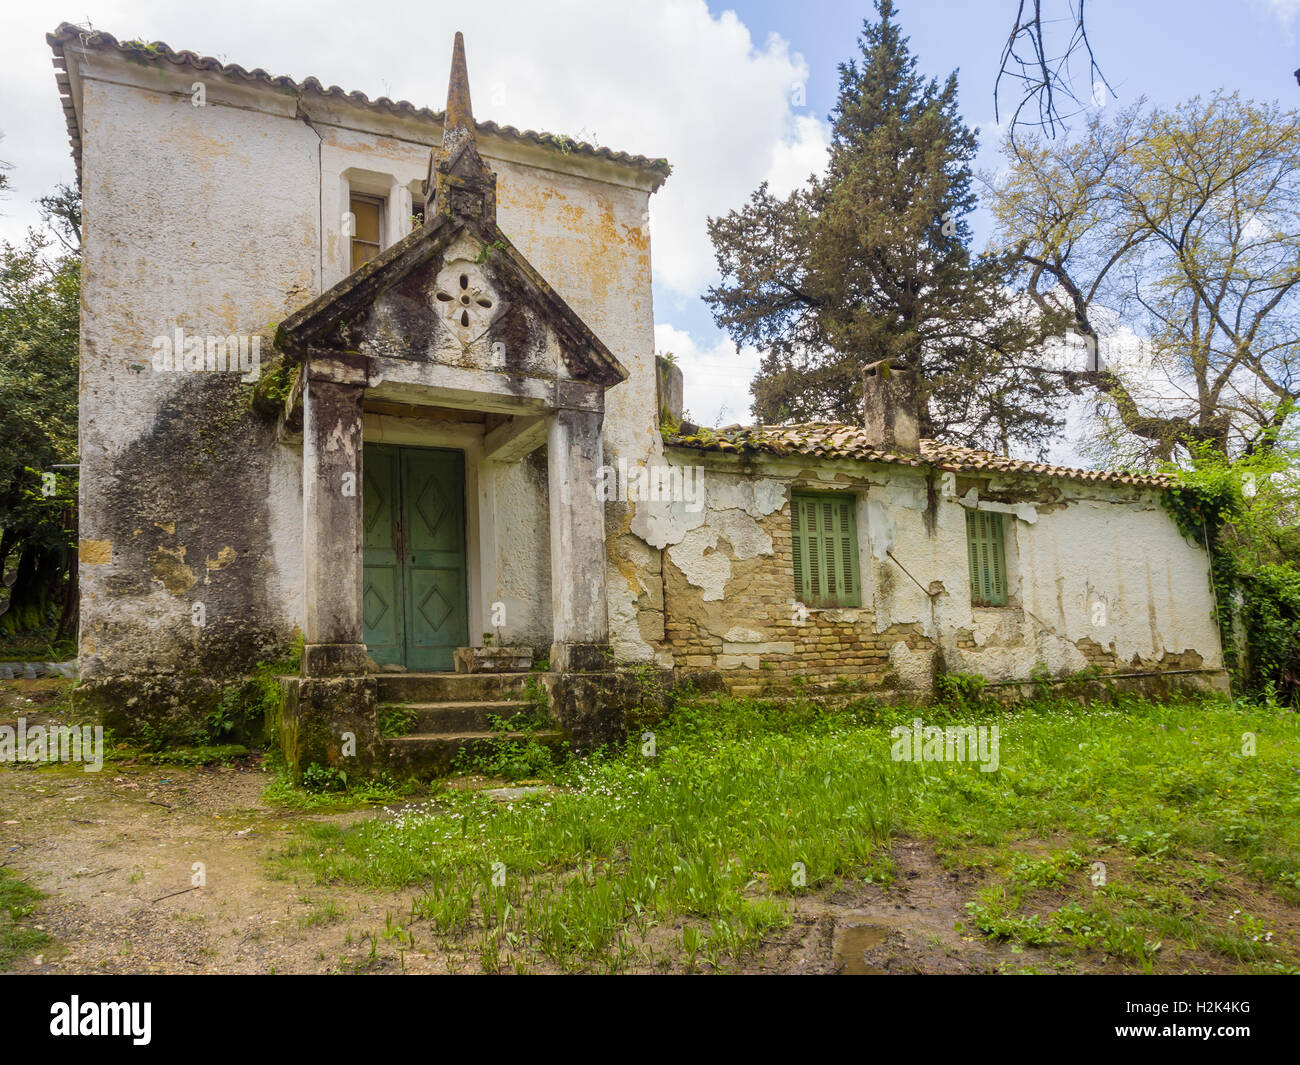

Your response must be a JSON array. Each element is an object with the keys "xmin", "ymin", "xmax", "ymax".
[{"xmin": 434, "ymin": 259, "xmax": 496, "ymax": 337}]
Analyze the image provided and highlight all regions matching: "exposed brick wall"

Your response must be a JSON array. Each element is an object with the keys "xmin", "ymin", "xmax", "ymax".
[
  {"xmin": 663, "ymin": 501, "xmax": 936, "ymax": 695},
  {"xmin": 660, "ymin": 489, "xmax": 1213, "ymax": 697}
]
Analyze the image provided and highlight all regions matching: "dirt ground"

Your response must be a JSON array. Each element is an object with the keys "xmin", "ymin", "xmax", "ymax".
[
  {"xmin": 0, "ymin": 684, "xmax": 1286, "ymax": 974},
  {"xmin": 0, "ymin": 717, "xmax": 1027, "ymax": 975},
  {"xmin": 0, "ymin": 760, "xmax": 1037, "ymax": 974}
]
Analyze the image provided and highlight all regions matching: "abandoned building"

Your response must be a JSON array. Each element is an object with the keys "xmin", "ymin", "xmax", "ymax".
[{"xmin": 48, "ymin": 23, "xmax": 1227, "ymax": 774}]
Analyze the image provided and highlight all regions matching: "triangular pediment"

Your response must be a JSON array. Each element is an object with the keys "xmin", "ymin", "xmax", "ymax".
[{"xmin": 276, "ymin": 215, "xmax": 627, "ymax": 387}]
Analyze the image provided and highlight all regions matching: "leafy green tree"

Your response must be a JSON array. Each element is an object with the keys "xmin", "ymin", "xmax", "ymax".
[
  {"xmin": 0, "ymin": 188, "xmax": 80, "ymax": 639},
  {"xmin": 991, "ymin": 93, "xmax": 1300, "ymax": 465},
  {"xmin": 704, "ymin": 0, "xmax": 1067, "ymax": 454},
  {"xmin": 1164, "ymin": 414, "xmax": 1300, "ymax": 703}
]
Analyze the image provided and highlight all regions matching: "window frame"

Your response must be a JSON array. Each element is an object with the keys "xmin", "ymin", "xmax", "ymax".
[
  {"xmin": 965, "ymin": 508, "xmax": 1009, "ymax": 608},
  {"xmin": 790, "ymin": 490, "xmax": 862, "ymax": 610},
  {"xmin": 349, "ymin": 192, "xmax": 386, "ymax": 272}
]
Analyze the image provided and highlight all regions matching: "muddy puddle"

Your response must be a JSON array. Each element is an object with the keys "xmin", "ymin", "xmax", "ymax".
[{"xmin": 833, "ymin": 922, "xmax": 891, "ymax": 974}]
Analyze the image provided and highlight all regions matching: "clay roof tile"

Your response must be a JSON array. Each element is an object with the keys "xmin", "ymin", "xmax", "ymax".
[
  {"xmin": 46, "ymin": 23, "xmax": 671, "ymax": 189},
  {"xmin": 663, "ymin": 421, "xmax": 1170, "ymax": 488}
]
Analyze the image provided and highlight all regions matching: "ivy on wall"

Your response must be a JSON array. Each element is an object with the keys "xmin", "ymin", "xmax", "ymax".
[{"xmin": 1162, "ymin": 426, "xmax": 1300, "ymax": 705}]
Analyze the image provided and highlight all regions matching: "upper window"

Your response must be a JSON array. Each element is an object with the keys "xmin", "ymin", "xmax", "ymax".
[
  {"xmin": 350, "ymin": 194, "xmax": 385, "ymax": 271},
  {"xmin": 791, "ymin": 492, "xmax": 861, "ymax": 608},
  {"xmin": 966, "ymin": 509, "xmax": 1008, "ymax": 607}
]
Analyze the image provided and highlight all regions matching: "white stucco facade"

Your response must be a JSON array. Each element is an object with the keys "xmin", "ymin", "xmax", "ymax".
[{"xmin": 58, "ymin": 31, "xmax": 665, "ymax": 680}]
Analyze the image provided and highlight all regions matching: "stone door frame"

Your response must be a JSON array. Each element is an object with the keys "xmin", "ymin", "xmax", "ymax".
[{"xmin": 299, "ymin": 351, "xmax": 612, "ymax": 677}]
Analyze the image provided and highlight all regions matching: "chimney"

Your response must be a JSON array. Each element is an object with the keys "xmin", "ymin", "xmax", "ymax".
[
  {"xmin": 861, "ymin": 359, "xmax": 920, "ymax": 453},
  {"xmin": 655, "ymin": 354, "xmax": 684, "ymax": 427}
]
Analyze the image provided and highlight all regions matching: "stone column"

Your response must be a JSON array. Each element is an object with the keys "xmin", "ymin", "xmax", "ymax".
[
  {"xmin": 302, "ymin": 354, "xmax": 370, "ymax": 675},
  {"xmin": 547, "ymin": 381, "xmax": 610, "ymax": 673}
]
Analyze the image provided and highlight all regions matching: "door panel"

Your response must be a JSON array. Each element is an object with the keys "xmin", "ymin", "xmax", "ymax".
[
  {"xmin": 402, "ymin": 449, "xmax": 468, "ymax": 670},
  {"xmin": 362, "ymin": 445, "xmax": 403, "ymax": 665},
  {"xmin": 362, "ymin": 444, "xmax": 468, "ymax": 670}
]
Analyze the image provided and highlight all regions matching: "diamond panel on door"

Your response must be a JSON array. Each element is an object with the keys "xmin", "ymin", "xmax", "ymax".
[{"xmin": 362, "ymin": 444, "xmax": 468, "ymax": 670}]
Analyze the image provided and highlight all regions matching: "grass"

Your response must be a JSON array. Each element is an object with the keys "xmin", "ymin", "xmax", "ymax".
[
  {"xmin": 262, "ymin": 770, "xmax": 427, "ymax": 812},
  {"xmin": 0, "ymin": 867, "xmax": 50, "ymax": 971},
  {"xmin": 451, "ymin": 711, "xmax": 567, "ymax": 781},
  {"xmin": 0, "ymin": 633, "xmax": 76, "ymax": 662},
  {"xmin": 135, "ymin": 743, "xmax": 251, "ymax": 766},
  {"xmin": 272, "ymin": 691, "xmax": 1300, "ymax": 973}
]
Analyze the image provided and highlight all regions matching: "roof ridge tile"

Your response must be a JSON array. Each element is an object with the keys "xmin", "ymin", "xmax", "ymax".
[
  {"xmin": 46, "ymin": 22, "xmax": 671, "ymax": 187},
  {"xmin": 663, "ymin": 420, "xmax": 1170, "ymax": 488}
]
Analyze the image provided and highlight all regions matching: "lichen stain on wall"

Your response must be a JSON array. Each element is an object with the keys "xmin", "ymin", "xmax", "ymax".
[
  {"xmin": 79, "ymin": 539, "xmax": 113, "ymax": 565},
  {"xmin": 84, "ymin": 376, "xmax": 292, "ymax": 678},
  {"xmin": 206, "ymin": 546, "xmax": 237, "ymax": 571},
  {"xmin": 149, "ymin": 545, "xmax": 197, "ymax": 595}
]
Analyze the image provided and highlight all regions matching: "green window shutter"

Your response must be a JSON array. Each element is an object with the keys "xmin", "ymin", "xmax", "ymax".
[
  {"xmin": 791, "ymin": 496, "xmax": 811, "ymax": 604},
  {"xmin": 821, "ymin": 499, "xmax": 837, "ymax": 596},
  {"xmin": 836, "ymin": 498, "xmax": 860, "ymax": 607},
  {"xmin": 792, "ymin": 492, "xmax": 860, "ymax": 607},
  {"xmin": 966, "ymin": 509, "xmax": 1007, "ymax": 607}
]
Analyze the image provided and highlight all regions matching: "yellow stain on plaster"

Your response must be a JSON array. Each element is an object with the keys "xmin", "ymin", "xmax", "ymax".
[
  {"xmin": 206, "ymin": 546, "xmax": 237, "ymax": 570},
  {"xmin": 150, "ymin": 546, "xmax": 198, "ymax": 595},
  {"xmin": 79, "ymin": 539, "xmax": 113, "ymax": 565},
  {"xmin": 606, "ymin": 504, "xmax": 648, "ymax": 596}
]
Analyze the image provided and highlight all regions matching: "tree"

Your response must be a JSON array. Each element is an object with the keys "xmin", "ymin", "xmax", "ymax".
[
  {"xmin": 36, "ymin": 183, "xmax": 81, "ymax": 255},
  {"xmin": 1164, "ymin": 425, "xmax": 1300, "ymax": 704},
  {"xmin": 991, "ymin": 93, "xmax": 1300, "ymax": 465},
  {"xmin": 0, "ymin": 193, "xmax": 80, "ymax": 639},
  {"xmin": 704, "ymin": 0, "xmax": 1068, "ymax": 454},
  {"xmin": 996, "ymin": 0, "xmax": 1113, "ymax": 140}
]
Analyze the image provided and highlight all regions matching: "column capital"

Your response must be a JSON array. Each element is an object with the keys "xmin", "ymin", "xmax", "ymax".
[
  {"xmin": 306, "ymin": 350, "xmax": 371, "ymax": 387},
  {"xmin": 554, "ymin": 378, "xmax": 605, "ymax": 413}
]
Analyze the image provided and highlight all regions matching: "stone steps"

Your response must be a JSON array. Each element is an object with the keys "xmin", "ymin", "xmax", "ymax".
[
  {"xmin": 382, "ymin": 729, "xmax": 566, "ymax": 775},
  {"xmin": 391, "ymin": 699, "xmax": 534, "ymax": 732},
  {"xmin": 375, "ymin": 671, "xmax": 555, "ymax": 775},
  {"xmin": 376, "ymin": 670, "xmax": 538, "ymax": 703}
]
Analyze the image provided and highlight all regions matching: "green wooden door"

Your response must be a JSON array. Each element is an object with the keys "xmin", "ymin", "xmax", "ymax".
[
  {"xmin": 362, "ymin": 444, "xmax": 468, "ymax": 670},
  {"xmin": 362, "ymin": 445, "xmax": 403, "ymax": 666}
]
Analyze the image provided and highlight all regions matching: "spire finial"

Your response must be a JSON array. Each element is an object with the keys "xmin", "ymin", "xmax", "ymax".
[
  {"xmin": 443, "ymin": 31, "xmax": 474, "ymax": 146},
  {"xmin": 424, "ymin": 31, "xmax": 496, "ymax": 223}
]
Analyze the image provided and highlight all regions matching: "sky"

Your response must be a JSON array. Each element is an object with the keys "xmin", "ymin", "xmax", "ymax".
[{"xmin": 2, "ymin": 0, "xmax": 1298, "ymax": 454}]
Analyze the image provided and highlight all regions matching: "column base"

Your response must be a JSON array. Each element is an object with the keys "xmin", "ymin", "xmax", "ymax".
[
  {"xmin": 302, "ymin": 642, "xmax": 372, "ymax": 676},
  {"xmin": 550, "ymin": 641, "xmax": 612, "ymax": 673},
  {"xmin": 277, "ymin": 674, "xmax": 379, "ymax": 782},
  {"xmin": 544, "ymin": 671, "xmax": 626, "ymax": 750}
]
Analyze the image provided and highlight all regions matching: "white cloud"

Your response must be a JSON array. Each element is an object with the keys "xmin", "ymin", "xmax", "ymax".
[
  {"xmin": 0, "ymin": 0, "xmax": 828, "ymax": 303},
  {"xmin": 1253, "ymin": 0, "xmax": 1300, "ymax": 43},
  {"xmin": 655, "ymin": 322, "xmax": 761, "ymax": 427},
  {"xmin": 761, "ymin": 114, "xmax": 830, "ymax": 197}
]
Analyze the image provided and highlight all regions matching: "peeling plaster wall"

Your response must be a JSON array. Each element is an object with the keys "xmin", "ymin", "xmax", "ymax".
[
  {"xmin": 494, "ymin": 157, "xmax": 661, "ymax": 662},
  {"xmin": 75, "ymin": 51, "xmax": 659, "ymax": 681},
  {"xmin": 650, "ymin": 449, "xmax": 1224, "ymax": 694},
  {"xmin": 77, "ymin": 58, "xmax": 317, "ymax": 679}
]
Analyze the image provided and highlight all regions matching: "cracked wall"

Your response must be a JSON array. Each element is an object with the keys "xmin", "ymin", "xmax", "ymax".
[{"xmin": 640, "ymin": 449, "xmax": 1224, "ymax": 694}]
